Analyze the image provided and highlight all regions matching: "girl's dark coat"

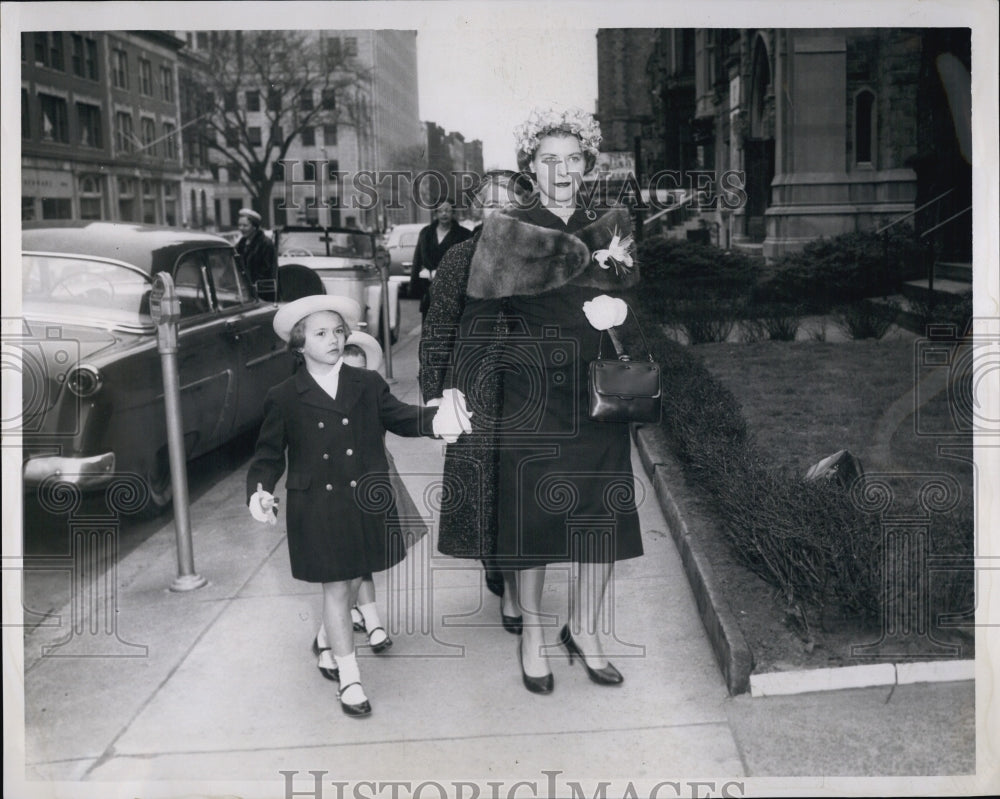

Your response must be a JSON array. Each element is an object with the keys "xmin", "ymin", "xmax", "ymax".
[{"xmin": 246, "ymin": 365, "xmax": 437, "ymax": 583}]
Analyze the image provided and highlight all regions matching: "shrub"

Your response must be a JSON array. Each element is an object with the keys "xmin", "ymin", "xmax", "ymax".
[
  {"xmin": 907, "ymin": 291, "xmax": 973, "ymax": 337},
  {"xmin": 638, "ymin": 235, "xmax": 763, "ymax": 300},
  {"xmin": 755, "ymin": 229, "xmax": 924, "ymax": 312},
  {"xmin": 835, "ymin": 299, "xmax": 900, "ymax": 340}
]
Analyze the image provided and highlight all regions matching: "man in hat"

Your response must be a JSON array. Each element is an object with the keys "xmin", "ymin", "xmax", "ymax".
[{"xmin": 236, "ymin": 207, "xmax": 278, "ymax": 301}]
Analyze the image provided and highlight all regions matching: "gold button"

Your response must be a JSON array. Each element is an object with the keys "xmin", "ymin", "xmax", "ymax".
[
  {"xmin": 318, "ymin": 421, "xmax": 325, "ymax": 429},
  {"xmin": 322, "ymin": 453, "xmax": 329, "ymax": 460},
  {"xmin": 325, "ymin": 484, "xmax": 333, "ymax": 491},
  {"xmin": 346, "ymin": 449, "xmax": 353, "ymax": 456},
  {"xmin": 349, "ymin": 480, "xmax": 357, "ymax": 488}
]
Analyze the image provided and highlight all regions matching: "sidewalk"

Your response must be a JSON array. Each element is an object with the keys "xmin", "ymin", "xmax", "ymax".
[{"xmin": 13, "ymin": 310, "xmax": 986, "ymax": 797}]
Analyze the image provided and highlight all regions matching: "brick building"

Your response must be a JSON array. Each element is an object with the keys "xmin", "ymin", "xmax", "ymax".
[{"xmin": 21, "ymin": 30, "xmax": 185, "ymax": 225}]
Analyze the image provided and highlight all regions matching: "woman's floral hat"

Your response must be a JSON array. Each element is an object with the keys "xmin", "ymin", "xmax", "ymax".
[{"xmin": 514, "ymin": 106, "xmax": 602, "ymax": 169}]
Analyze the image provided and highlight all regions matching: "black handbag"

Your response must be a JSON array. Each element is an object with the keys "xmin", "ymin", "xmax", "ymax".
[{"xmin": 588, "ymin": 309, "xmax": 662, "ymax": 424}]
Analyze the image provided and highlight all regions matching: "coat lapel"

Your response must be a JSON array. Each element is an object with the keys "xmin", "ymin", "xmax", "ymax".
[{"xmin": 294, "ymin": 366, "xmax": 363, "ymax": 415}]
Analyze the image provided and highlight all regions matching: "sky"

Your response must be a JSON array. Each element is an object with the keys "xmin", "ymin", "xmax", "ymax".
[{"xmin": 415, "ymin": 29, "xmax": 599, "ymax": 170}]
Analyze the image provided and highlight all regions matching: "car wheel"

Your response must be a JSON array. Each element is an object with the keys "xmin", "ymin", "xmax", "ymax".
[{"xmin": 141, "ymin": 447, "xmax": 173, "ymax": 516}]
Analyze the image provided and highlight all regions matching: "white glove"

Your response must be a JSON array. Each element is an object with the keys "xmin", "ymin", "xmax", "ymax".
[
  {"xmin": 249, "ymin": 483, "xmax": 278, "ymax": 525},
  {"xmin": 425, "ymin": 397, "xmax": 443, "ymax": 407},
  {"xmin": 582, "ymin": 295, "xmax": 628, "ymax": 331},
  {"xmin": 432, "ymin": 388, "xmax": 473, "ymax": 443}
]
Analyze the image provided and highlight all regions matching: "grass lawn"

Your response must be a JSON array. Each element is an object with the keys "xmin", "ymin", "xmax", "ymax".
[{"xmin": 683, "ymin": 334, "xmax": 976, "ymax": 670}]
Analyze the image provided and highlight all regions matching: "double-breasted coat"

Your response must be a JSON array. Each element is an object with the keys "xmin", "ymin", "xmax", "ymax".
[{"xmin": 246, "ymin": 365, "xmax": 437, "ymax": 583}]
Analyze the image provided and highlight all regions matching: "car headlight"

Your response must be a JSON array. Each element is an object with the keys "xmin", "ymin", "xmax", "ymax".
[{"xmin": 66, "ymin": 364, "xmax": 103, "ymax": 397}]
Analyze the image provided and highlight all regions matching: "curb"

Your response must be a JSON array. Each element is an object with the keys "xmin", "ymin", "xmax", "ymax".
[
  {"xmin": 632, "ymin": 424, "xmax": 976, "ymax": 699},
  {"xmin": 633, "ymin": 424, "xmax": 754, "ymax": 696}
]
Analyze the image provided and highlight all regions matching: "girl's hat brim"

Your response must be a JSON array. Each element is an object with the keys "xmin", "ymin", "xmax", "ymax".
[
  {"xmin": 273, "ymin": 295, "xmax": 363, "ymax": 342},
  {"xmin": 345, "ymin": 331, "xmax": 384, "ymax": 372}
]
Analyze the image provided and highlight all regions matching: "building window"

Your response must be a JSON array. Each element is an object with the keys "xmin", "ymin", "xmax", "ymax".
[
  {"xmin": 267, "ymin": 88, "xmax": 282, "ymax": 112},
  {"xmin": 164, "ymin": 183, "xmax": 177, "ymax": 226},
  {"xmin": 22, "ymin": 89, "xmax": 30, "ymax": 138},
  {"xmin": 196, "ymin": 32, "xmax": 208, "ymax": 50},
  {"xmin": 79, "ymin": 175, "xmax": 104, "ymax": 220},
  {"xmin": 139, "ymin": 58, "xmax": 154, "ymax": 96},
  {"xmin": 71, "ymin": 34, "xmax": 85, "ymax": 76},
  {"xmin": 161, "ymin": 66, "xmax": 174, "ymax": 101},
  {"xmin": 301, "ymin": 126, "xmax": 315, "ymax": 146},
  {"xmin": 118, "ymin": 177, "xmax": 136, "ymax": 221},
  {"xmin": 854, "ymin": 89, "xmax": 876, "ymax": 166},
  {"xmin": 163, "ymin": 122, "xmax": 177, "ymax": 159},
  {"xmin": 84, "ymin": 38, "xmax": 98, "ymax": 79},
  {"xmin": 225, "ymin": 125, "xmax": 239, "ymax": 146},
  {"xmin": 76, "ymin": 102, "xmax": 103, "ymax": 148},
  {"xmin": 38, "ymin": 94, "xmax": 69, "ymax": 143},
  {"xmin": 248, "ymin": 126, "xmax": 262, "ymax": 146},
  {"xmin": 42, "ymin": 198, "xmax": 72, "ymax": 219},
  {"xmin": 115, "ymin": 111, "xmax": 134, "ymax": 153},
  {"xmin": 112, "ymin": 48, "xmax": 128, "ymax": 89},
  {"xmin": 23, "ymin": 197, "xmax": 37, "ymax": 221},
  {"xmin": 271, "ymin": 124, "xmax": 283, "ymax": 145},
  {"xmin": 140, "ymin": 117, "xmax": 156, "ymax": 155},
  {"xmin": 321, "ymin": 89, "xmax": 336, "ymax": 110},
  {"xmin": 323, "ymin": 124, "xmax": 337, "ymax": 146},
  {"xmin": 246, "ymin": 90, "xmax": 260, "ymax": 112},
  {"xmin": 228, "ymin": 162, "xmax": 241, "ymax": 183},
  {"xmin": 224, "ymin": 90, "xmax": 237, "ymax": 111},
  {"xmin": 344, "ymin": 37, "xmax": 358, "ymax": 57},
  {"xmin": 142, "ymin": 179, "xmax": 157, "ymax": 224},
  {"xmin": 326, "ymin": 37, "xmax": 341, "ymax": 68},
  {"xmin": 34, "ymin": 32, "xmax": 65, "ymax": 70},
  {"xmin": 300, "ymin": 89, "xmax": 313, "ymax": 111}
]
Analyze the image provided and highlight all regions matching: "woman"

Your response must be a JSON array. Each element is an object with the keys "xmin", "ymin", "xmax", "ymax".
[
  {"xmin": 454, "ymin": 108, "xmax": 644, "ymax": 693},
  {"xmin": 410, "ymin": 198, "xmax": 473, "ymax": 318},
  {"xmin": 419, "ymin": 170, "xmax": 531, "ymax": 630}
]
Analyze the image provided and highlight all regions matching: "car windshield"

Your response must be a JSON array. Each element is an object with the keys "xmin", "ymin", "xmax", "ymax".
[
  {"xmin": 22, "ymin": 254, "xmax": 152, "ymax": 323},
  {"xmin": 278, "ymin": 230, "xmax": 373, "ymax": 258}
]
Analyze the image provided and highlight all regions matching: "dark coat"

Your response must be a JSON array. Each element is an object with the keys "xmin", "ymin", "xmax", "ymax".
[
  {"xmin": 246, "ymin": 365, "xmax": 437, "ymax": 583},
  {"xmin": 410, "ymin": 220, "xmax": 473, "ymax": 302},
  {"xmin": 237, "ymin": 229, "xmax": 278, "ymax": 301},
  {"xmin": 418, "ymin": 234, "xmax": 507, "ymax": 559}
]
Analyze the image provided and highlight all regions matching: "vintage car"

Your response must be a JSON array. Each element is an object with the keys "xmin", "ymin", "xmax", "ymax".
[
  {"xmin": 19, "ymin": 221, "xmax": 294, "ymax": 512},
  {"xmin": 274, "ymin": 225, "xmax": 401, "ymax": 344},
  {"xmin": 381, "ymin": 222, "xmax": 425, "ymax": 283}
]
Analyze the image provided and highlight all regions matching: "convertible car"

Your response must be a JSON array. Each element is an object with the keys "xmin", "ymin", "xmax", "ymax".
[{"xmin": 18, "ymin": 221, "xmax": 294, "ymax": 513}]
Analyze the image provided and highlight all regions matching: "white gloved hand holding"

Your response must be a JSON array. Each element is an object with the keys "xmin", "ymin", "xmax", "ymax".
[
  {"xmin": 249, "ymin": 482, "xmax": 278, "ymax": 525},
  {"xmin": 432, "ymin": 388, "xmax": 473, "ymax": 443},
  {"xmin": 582, "ymin": 295, "xmax": 629, "ymax": 331}
]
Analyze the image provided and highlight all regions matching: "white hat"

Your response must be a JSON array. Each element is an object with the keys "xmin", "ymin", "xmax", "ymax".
[
  {"xmin": 345, "ymin": 331, "xmax": 383, "ymax": 372},
  {"xmin": 273, "ymin": 295, "xmax": 363, "ymax": 342},
  {"xmin": 238, "ymin": 207, "xmax": 262, "ymax": 224}
]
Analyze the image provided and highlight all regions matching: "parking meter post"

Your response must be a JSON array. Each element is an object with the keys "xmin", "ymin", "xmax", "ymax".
[{"xmin": 149, "ymin": 273, "xmax": 207, "ymax": 592}]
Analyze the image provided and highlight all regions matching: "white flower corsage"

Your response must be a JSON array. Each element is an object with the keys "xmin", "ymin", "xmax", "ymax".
[{"xmin": 592, "ymin": 229, "xmax": 635, "ymax": 278}]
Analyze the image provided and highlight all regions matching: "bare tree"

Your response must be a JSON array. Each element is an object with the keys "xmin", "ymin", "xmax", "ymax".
[{"xmin": 194, "ymin": 30, "xmax": 371, "ymax": 226}]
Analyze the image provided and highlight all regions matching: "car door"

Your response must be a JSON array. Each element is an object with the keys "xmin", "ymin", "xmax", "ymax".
[
  {"xmin": 169, "ymin": 249, "xmax": 239, "ymax": 458},
  {"xmin": 204, "ymin": 247, "xmax": 291, "ymax": 434}
]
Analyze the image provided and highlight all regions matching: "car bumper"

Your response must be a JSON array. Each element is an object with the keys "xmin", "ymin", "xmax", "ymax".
[{"xmin": 23, "ymin": 452, "xmax": 117, "ymax": 489}]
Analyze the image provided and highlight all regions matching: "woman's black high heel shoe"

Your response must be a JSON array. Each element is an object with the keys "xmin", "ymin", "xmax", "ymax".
[
  {"xmin": 518, "ymin": 639, "xmax": 553, "ymax": 694},
  {"xmin": 558, "ymin": 625, "xmax": 623, "ymax": 685},
  {"xmin": 501, "ymin": 599, "xmax": 523, "ymax": 635}
]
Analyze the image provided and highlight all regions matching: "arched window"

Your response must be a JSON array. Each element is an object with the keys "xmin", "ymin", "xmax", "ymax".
[{"xmin": 854, "ymin": 89, "xmax": 876, "ymax": 166}]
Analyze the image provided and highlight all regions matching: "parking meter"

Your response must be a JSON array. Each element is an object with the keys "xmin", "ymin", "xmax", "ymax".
[
  {"xmin": 149, "ymin": 272, "xmax": 206, "ymax": 591},
  {"xmin": 150, "ymin": 272, "xmax": 182, "ymax": 352},
  {"xmin": 375, "ymin": 245, "xmax": 395, "ymax": 381}
]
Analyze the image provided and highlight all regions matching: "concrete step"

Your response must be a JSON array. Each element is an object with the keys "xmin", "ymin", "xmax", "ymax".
[
  {"xmin": 901, "ymin": 277, "xmax": 973, "ymax": 304},
  {"xmin": 935, "ymin": 261, "xmax": 972, "ymax": 282}
]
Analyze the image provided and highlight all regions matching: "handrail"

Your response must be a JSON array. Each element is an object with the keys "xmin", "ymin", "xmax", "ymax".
[
  {"xmin": 875, "ymin": 188, "xmax": 954, "ymax": 234},
  {"xmin": 644, "ymin": 192, "xmax": 693, "ymax": 226},
  {"xmin": 920, "ymin": 205, "xmax": 971, "ymax": 239}
]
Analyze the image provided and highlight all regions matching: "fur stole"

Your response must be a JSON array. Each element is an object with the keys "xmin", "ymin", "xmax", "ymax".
[{"xmin": 466, "ymin": 207, "xmax": 639, "ymax": 298}]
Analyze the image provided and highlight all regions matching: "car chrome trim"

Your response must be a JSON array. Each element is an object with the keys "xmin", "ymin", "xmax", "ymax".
[{"xmin": 23, "ymin": 451, "xmax": 116, "ymax": 488}]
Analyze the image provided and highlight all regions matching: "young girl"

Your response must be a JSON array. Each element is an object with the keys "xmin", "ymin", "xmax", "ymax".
[
  {"xmin": 314, "ymin": 333, "xmax": 429, "ymax": 662},
  {"xmin": 247, "ymin": 296, "xmax": 467, "ymax": 717}
]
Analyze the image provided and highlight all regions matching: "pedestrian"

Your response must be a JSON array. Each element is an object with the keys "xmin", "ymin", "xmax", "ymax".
[
  {"xmin": 442, "ymin": 107, "xmax": 645, "ymax": 694},
  {"xmin": 410, "ymin": 199, "xmax": 473, "ymax": 320},
  {"xmin": 418, "ymin": 170, "xmax": 532, "ymax": 629},
  {"xmin": 246, "ymin": 296, "xmax": 469, "ymax": 717},
  {"xmin": 312, "ymin": 332, "xmax": 429, "ymax": 667},
  {"xmin": 236, "ymin": 207, "xmax": 278, "ymax": 301}
]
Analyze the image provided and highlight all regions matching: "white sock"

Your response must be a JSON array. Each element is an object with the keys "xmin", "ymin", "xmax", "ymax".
[
  {"xmin": 317, "ymin": 623, "xmax": 329, "ymax": 649},
  {"xmin": 351, "ymin": 606, "xmax": 365, "ymax": 626},
  {"xmin": 357, "ymin": 602, "xmax": 385, "ymax": 643},
  {"xmin": 334, "ymin": 651, "xmax": 367, "ymax": 703},
  {"xmin": 317, "ymin": 649, "xmax": 337, "ymax": 670}
]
